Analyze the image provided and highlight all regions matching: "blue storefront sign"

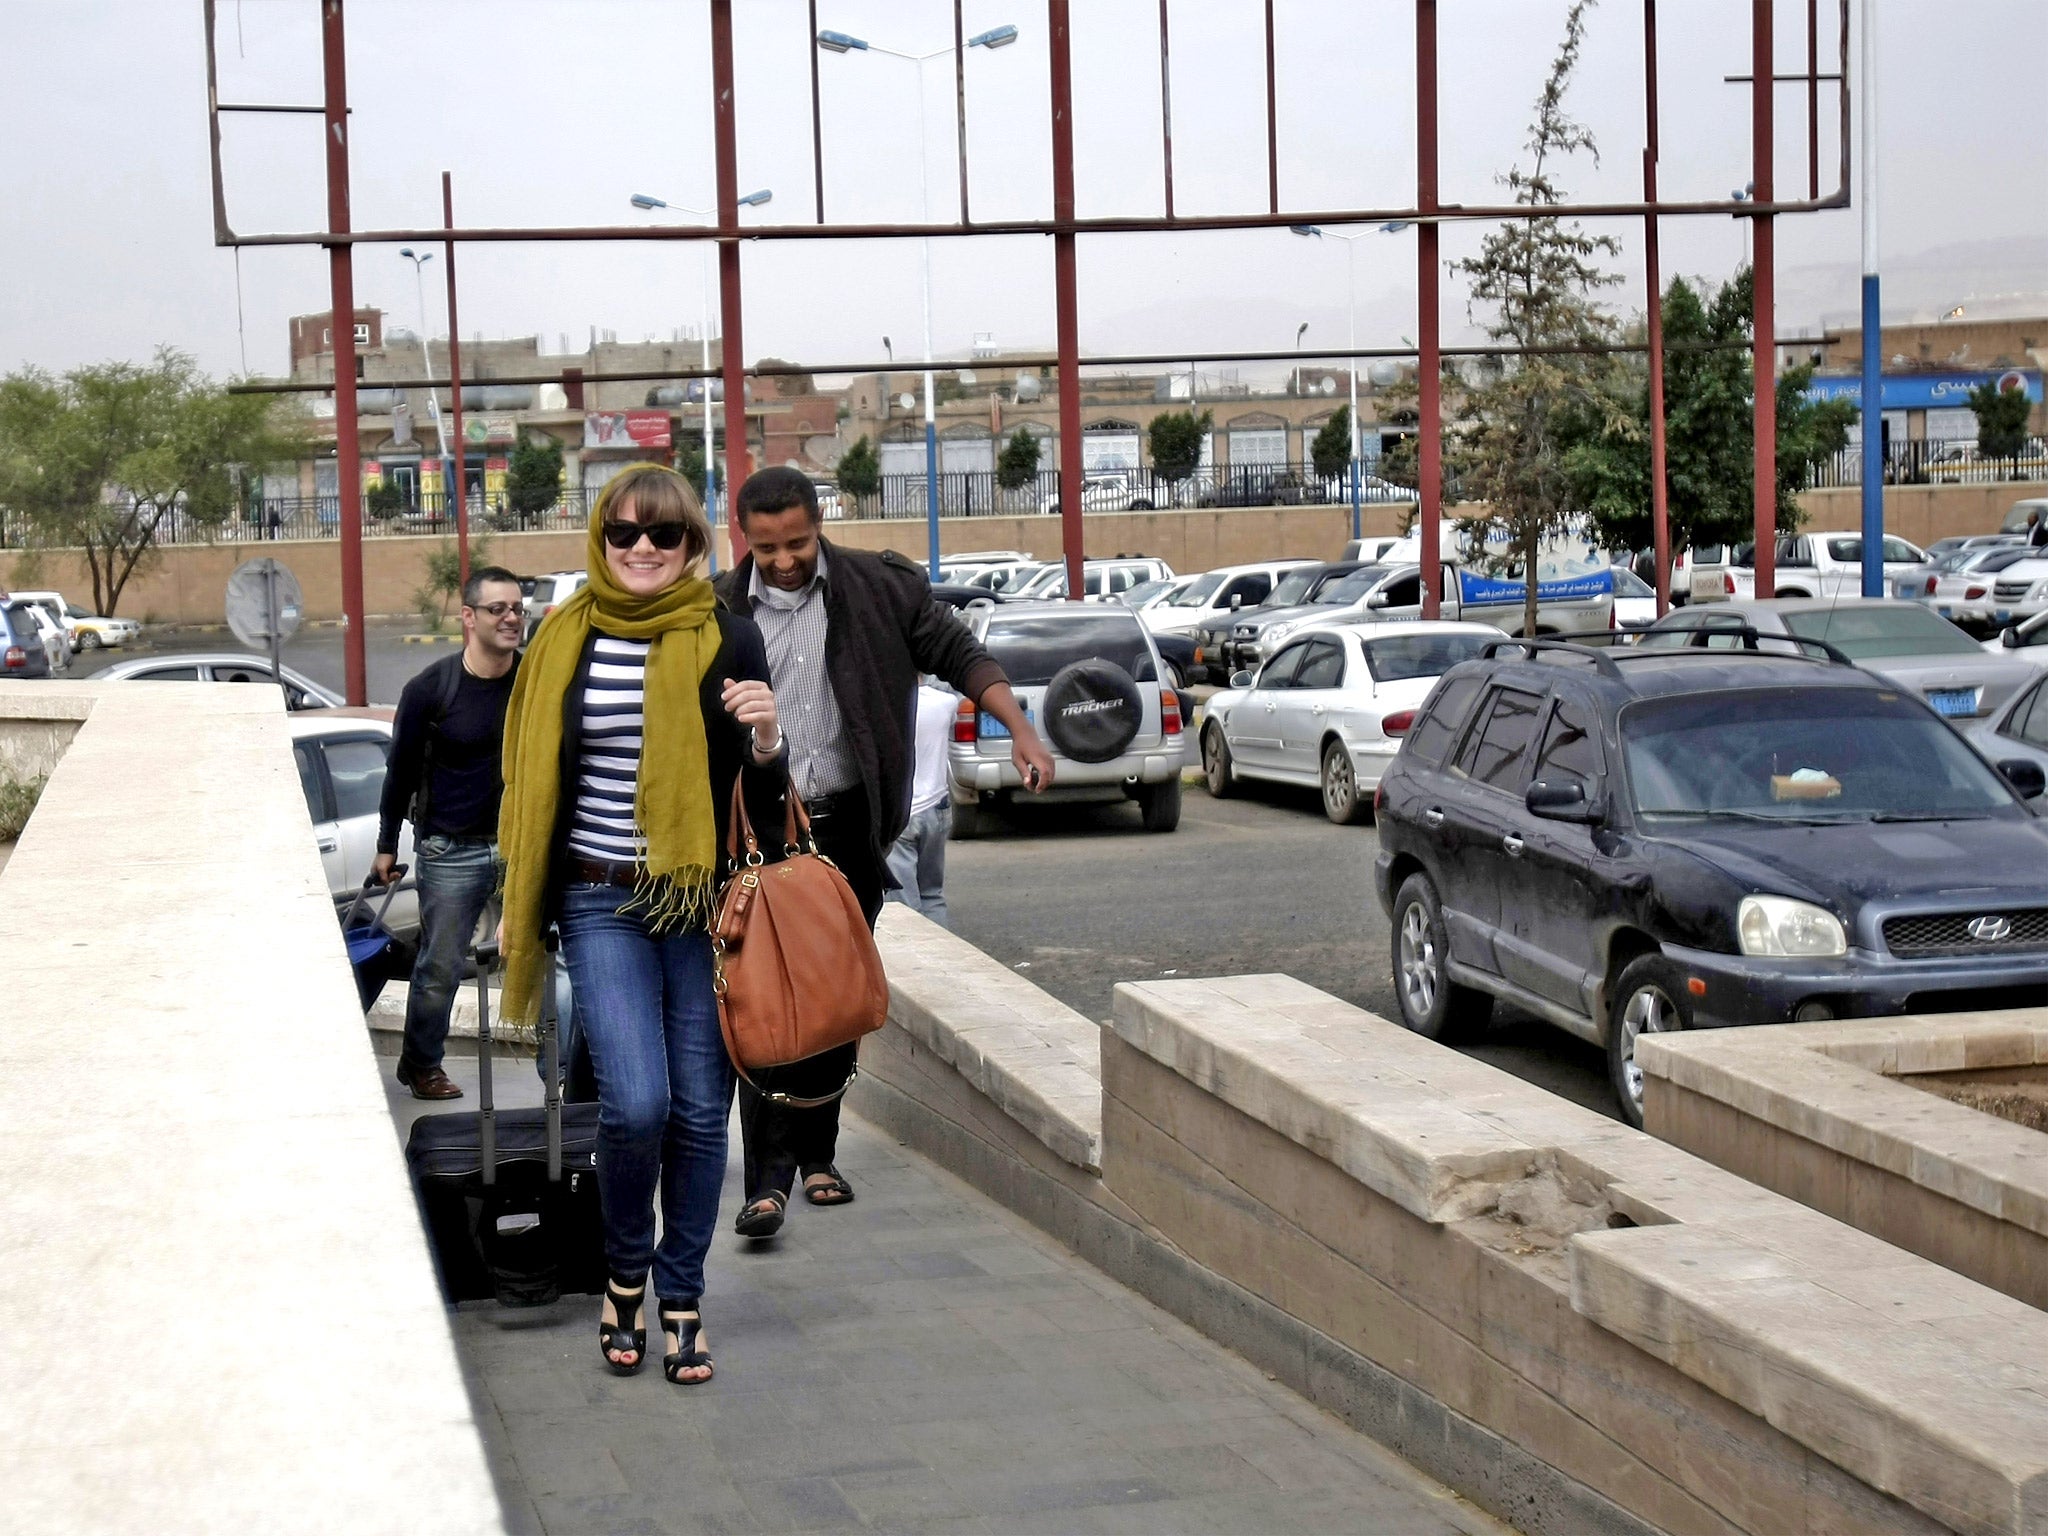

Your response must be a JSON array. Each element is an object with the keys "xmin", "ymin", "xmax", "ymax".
[{"xmin": 1806, "ymin": 369, "xmax": 2041, "ymax": 410}]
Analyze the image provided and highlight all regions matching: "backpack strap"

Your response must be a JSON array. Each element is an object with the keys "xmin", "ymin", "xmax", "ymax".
[{"xmin": 409, "ymin": 651, "xmax": 469, "ymax": 831}]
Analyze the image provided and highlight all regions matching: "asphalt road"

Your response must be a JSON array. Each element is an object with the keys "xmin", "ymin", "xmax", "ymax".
[
  {"xmin": 945, "ymin": 778, "xmax": 1621, "ymax": 1119},
  {"xmin": 76, "ymin": 621, "xmax": 1617, "ymax": 1117}
]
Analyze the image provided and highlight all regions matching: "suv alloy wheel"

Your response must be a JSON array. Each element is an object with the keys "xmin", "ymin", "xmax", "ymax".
[
  {"xmin": 1607, "ymin": 953, "xmax": 1691, "ymax": 1129},
  {"xmin": 1390, "ymin": 873, "xmax": 1491, "ymax": 1041},
  {"xmin": 1201, "ymin": 723, "xmax": 1238, "ymax": 798}
]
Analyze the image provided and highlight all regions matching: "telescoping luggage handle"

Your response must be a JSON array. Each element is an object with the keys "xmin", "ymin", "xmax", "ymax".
[
  {"xmin": 340, "ymin": 865, "xmax": 410, "ymax": 938},
  {"xmin": 469, "ymin": 933, "xmax": 564, "ymax": 1188}
]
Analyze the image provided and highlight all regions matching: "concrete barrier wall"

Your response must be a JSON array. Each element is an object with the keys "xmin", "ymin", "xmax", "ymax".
[
  {"xmin": 862, "ymin": 912, "xmax": 2048, "ymax": 1536},
  {"xmin": 0, "ymin": 681, "xmax": 501, "ymax": 1534}
]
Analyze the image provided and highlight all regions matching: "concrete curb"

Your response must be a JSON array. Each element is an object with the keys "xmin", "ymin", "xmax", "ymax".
[{"xmin": 399, "ymin": 633, "xmax": 462, "ymax": 645}]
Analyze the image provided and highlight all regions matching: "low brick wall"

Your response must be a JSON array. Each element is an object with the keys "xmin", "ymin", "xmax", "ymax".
[
  {"xmin": 860, "ymin": 921, "xmax": 2048, "ymax": 1536},
  {"xmin": 0, "ymin": 681, "xmax": 501, "ymax": 1534},
  {"xmin": 1641, "ymin": 1013, "xmax": 2048, "ymax": 1313}
]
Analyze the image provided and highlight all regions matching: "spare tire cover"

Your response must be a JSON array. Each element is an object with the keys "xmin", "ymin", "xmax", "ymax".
[{"xmin": 1041, "ymin": 659, "xmax": 1144, "ymax": 763}]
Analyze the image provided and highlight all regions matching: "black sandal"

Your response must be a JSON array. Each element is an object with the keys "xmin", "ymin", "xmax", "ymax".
[
  {"xmin": 733, "ymin": 1189, "xmax": 787, "ymax": 1238},
  {"xmin": 599, "ymin": 1277, "xmax": 646, "ymax": 1375},
  {"xmin": 802, "ymin": 1165, "xmax": 855, "ymax": 1206},
  {"xmin": 660, "ymin": 1298, "xmax": 713, "ymax": 1385}
]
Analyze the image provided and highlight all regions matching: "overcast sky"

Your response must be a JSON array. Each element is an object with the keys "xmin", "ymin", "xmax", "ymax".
[{"xmin": 4, "ymin": 0, "xmax": 2044, "ymax": 387}]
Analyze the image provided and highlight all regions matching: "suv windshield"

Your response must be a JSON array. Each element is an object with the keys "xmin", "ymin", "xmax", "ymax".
[
  {"xmin": 1780, "ymin": 605, "xmax": 1981, "ymax": 659},
  {"xmin": 1316, "ymin": 566, "xmax": 1387, "ymax": 606},
  {"xmin": 1267, "ymin": 568, "xmax": 1320, "ymax": 606},
  {"xmin": 1172, "ymin": 572, "xmax": 1225, "ymax": 607},
  {"xmin": 1623, "ymin": 688, "xmax": 2014, "ymax": 822},
  {"xmin": 982, "ymin": 612, "xmax": 1159, "ymax": 687},
  {"xmin": 1361, "ymin": 632, "xmax": 1496, "ymax": 682}
]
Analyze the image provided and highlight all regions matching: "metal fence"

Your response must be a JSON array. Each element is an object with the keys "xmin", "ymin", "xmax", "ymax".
[{"xmin": 1803, "ymin": 436, "xmax": 2048, "ymax": 490}]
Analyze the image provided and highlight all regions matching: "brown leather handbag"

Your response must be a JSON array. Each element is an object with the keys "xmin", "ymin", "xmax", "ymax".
[{"xmin": 711, "ymin": 779, "xmax": 889, "ymax": 1107}]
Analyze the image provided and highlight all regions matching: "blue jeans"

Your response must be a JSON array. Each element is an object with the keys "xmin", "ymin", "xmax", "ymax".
[
  {"xmin": 884, "ymin": 803, "xmax": 951, "ymax": 930},
  {"xmin": 402, "ymin": 836, "xmax": 500, "ymax": 1076},
  {"xmin": 558, "ymin": 885, "xmax": 732, "ymax": 1301}
]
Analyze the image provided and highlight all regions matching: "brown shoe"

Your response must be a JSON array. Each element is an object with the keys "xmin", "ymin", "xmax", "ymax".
[{"xmin": 397, "ymin": 1062, "xmax": 463, "ymax": 1101}]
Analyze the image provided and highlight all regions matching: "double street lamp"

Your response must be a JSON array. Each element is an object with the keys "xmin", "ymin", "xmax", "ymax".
[
  {"xmin": 397, "ymin": 247, "xmax": 454, "ymax": 519},
  {"xmin": 627, "ymin": 188, "xmax": 773, "ymax": 554},
  {"xmin": 816, "ymin": 20, "xmax": 1020, "ymax": 578},
  {"xmin": 1290, "ymin": 221, "xmax": 1408, "ymax": 540}
]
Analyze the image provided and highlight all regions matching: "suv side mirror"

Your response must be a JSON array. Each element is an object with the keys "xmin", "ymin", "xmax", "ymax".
[
  {"xmin": 1366, "ymin": 590, "xmax": 1390, "ymax": 610},
  {"xmin": 1230, "ymin": 593, "xmax": 1244, "ymax": 609},
  {"xmin": 2003, "ymin": 626, "xmax": 2022, "ymax": 649},
  {"xmin": 1525, "ymin": 779, "xmax": 1602, "ymax": 823},
  {"xmin": 1998, "ymin": 758, "xmax": 2047, "ymax": 800},
  {"xmin": 1229, "ymin": 669, "xmax": 1255, "ymax": 690}
]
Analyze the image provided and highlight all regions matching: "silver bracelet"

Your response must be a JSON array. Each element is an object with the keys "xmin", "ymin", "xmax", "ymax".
[{"xmin": 750, "ymin": 726, "xmax": 783, "ymax": 756}]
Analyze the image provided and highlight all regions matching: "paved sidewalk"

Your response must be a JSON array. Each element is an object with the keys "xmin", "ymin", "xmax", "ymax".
[{"xmin": 386, "ymin": 1059, "xmax": 1506, "ymax": 1536}]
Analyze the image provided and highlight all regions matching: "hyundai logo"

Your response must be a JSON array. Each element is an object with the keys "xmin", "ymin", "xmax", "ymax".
[{"xmin": 1967, "ymin": 915, "xmax": 2014, "ymax": 942}]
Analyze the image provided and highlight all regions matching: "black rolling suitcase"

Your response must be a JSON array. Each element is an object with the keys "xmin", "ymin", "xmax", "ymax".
[{"xmin": 405, "ymin": 935, "xmax": 607, "ymax": 1306}]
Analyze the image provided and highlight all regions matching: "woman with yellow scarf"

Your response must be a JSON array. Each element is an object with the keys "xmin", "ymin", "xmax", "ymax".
[{"xmin": 498, "ymin": 464, "xmax": 785, "ymax": 1386}]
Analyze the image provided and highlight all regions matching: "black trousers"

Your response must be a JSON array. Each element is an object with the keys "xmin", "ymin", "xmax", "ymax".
[{"xmin": 738, "ymin": 785, "xmax": 885, "ymax": 1201}]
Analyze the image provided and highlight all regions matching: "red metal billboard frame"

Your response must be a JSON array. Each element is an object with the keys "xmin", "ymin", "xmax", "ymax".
[{"xmin": 205, "ymin": 0, "xmax": 1848, "ymax": 705}]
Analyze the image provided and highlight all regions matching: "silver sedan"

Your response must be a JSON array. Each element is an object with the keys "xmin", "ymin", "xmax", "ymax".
[{"xmin": 1636, "ymin": 598, "xmax": 2037, "ymax": 723}]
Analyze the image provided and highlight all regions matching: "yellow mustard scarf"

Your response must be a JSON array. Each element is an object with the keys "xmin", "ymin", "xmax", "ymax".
[{"xmin": 496, "ymin": 513, "xmax": 722, "ymax": 1025}]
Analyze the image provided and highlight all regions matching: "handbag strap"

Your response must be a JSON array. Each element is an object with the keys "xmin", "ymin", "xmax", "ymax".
[{"xmin": 725, "ymin": 776, "xmax": 762, "ymax": 867}]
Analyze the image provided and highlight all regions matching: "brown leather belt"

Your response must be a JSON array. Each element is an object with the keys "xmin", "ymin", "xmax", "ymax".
[{"xmin": 571, "ymin": 856, "xmax": 639, "ymax": 888}]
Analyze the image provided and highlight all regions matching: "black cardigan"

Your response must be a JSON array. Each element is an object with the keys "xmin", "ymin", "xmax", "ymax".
[{"xmin": 541, "ymin": 609, "xmax": 788, "ymax": 917}]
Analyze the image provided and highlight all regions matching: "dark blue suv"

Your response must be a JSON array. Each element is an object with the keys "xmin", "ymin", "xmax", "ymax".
[{"xmin": 1374, "ymin": 635, "xmax": 2048, "ymax": 1125}]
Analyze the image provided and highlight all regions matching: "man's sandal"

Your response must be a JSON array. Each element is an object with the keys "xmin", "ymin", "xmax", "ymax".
[
  {"xmin": 733, "ymin": 1189, "xmax": 787, "ymax": 1237},
  {"xmin": 661, "ymin": 1299, "xmax": 713, "ymax": 1385},
  {"xmin": 802, "ymin": 1165, "xmax": 855, "ymax": 1206},
  {"xmin": 598, "ymin": 1278, "xmax": 646, "ymax": 1375}
]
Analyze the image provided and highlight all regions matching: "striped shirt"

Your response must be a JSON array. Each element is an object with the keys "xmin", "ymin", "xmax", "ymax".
[
  {"xmin": 567, "ymin": 635, "xmax": 649, "ymax": 864},
  {"xmin": 750, "ymin": 548, "xmax": 860, "ymax": 800}
]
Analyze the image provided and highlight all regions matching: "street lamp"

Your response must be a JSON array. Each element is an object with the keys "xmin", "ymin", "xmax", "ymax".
[
  {"xmin": 817, "ymin": 20, "xmax": 1021, "ymax": 579},
  {"xmin": 397, "ymin": 248, "xmax": 454, "ymax": 521},
  {"xmin": 627, "ymin": 189, "xmax": 774, "ymax": 562},
  {"xmin": 1731, "ymin": 183, "xmax": 1756, "ymax": 268},
  {"xmin": 1293, "ymin": 221, "xmax": 1404, "ymax": 540}
]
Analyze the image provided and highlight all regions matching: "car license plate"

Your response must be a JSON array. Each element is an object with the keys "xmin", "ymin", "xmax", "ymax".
[
  {"xmin": 1998, "ymin": 610, "xmax": 2013, "ymax": 623},
  {"xmin": 1928, "ymin": 688, "xmax": 1980, "ymax": 718},
  {"xmin": 1937, "ymin": 607, "xmax": 1952, "ymax": 618},
  {"xmin": 979, "ymin": 708, "xmax": 1032, "ymax": 739}
]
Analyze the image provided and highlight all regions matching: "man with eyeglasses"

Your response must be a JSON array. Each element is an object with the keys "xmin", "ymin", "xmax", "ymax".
[{"xmin": 373, "ymin": 565, "xmax": 525, "ymax": 1099}]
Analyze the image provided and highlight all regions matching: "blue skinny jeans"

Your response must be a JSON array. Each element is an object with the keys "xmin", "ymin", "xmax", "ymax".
[{"xmin": 558, "ymin": 884, "xmax": 732, "ymax": 1302}]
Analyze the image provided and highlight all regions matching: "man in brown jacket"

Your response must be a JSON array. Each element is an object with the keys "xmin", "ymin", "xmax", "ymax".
[{"xmin": 715, "ymin": 467, "xmax": 1054, "ymax": 1234}]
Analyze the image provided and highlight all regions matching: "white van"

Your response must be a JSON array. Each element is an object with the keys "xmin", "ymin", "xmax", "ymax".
[{"xmin": 1368, "ymin": 522, "xmax": 1615, "ymax": 634}]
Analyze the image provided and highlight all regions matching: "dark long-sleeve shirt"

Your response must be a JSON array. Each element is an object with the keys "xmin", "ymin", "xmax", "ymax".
[{"xmin": 377, "ymin": 653, "xmax": 519, "ymax": 853}]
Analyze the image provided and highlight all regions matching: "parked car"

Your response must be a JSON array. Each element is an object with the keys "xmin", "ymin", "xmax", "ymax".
[
  {"xmin": 1984, "ymin": 556, "xmax": 2048, "ymax": 630},
  {"xmin": 1017, "ymin": 557, "xmax": 1176, "ymax": 601},
  {"xmin": 1039, "ymin": 474, "xmax": 1157, "ymax": 516},
  {"xmin": 1637, "ymin": 599, "xmax": 2035, "ymax": 721},
  {"xmin": 96, "ymin": 653, "xmax": 345, "ymax": 711},
  {"xmin": 1201, "ymin": 621, "xmax": 1501, "ymax": 823},
  {"xmin": 1118, "ymin": 575, "xmax": 1193, "ymax": 613},
  {"xmin": 949, "ymin": 601, "xmax": 1186, "ymax": 836},
  {"xmin": 1985, "ymin": 609, "xmax": 2048, "ymax": 667},
  {"xmin": 10, "ymin": 590, "xmax": 141, "ymax": 650},
  {"xmin": 1605, "ymin": 566, "xmax": 1659, "ymax": 629},
  {"xmin": 1375, "ymin": 636, "xmax": 2048, "ymax": 1127},
  {"xmin": 1965, "ymin": 672, "xmax": 2048, "ymax": 779},
  {"xmin": 524, "ymin": 570, "xmax": 589, "ymax": 642},
  {"xmin": 1140, "ymin": 559, "xmax": 1317, "ymax": 637},
  {"xmin": 288, "ymin": 710, "xmax": 421, "ymax": 951},
  {"xmin": 2000, "ymin": 497, "xmax": 2048, "ymax": 537},
  {"xmin": 1914, "ymin": 544, "xmax": 2036, "ymax": 631},
  {"xmin": 1727, "ymin": 533, "xmax": 1926, "ymax": 601},
  {"xmin": 0, "ymin": 600, "xmax": 54, "ymax": 679},
  {"xmin": 1224, "ymin": 561, "xmax": 1386, "ymax": 672},
  {"xmin": 1340, "ymin": 536, "xmax": 1406, "ymax": 563}
]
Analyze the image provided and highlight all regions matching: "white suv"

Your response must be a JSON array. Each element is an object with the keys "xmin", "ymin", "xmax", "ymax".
[
  {"xmin": 1140, "ymin": 559, "xmax": 1318, "ymax": 636},
  {"xmin": 1729, "ymin": 533, "xmax": 1925, "ymax": 601},
  {"xmin": 524, "ymin": 570, "xmax": 588, "ymax": 642},
  {"xmin": 1989, "ymin": 558, "xmax": 2048, "ymax": 629},
  {"xmin": 1016, "ymin": 557, "xmax": 1176, "ymax": 601}
]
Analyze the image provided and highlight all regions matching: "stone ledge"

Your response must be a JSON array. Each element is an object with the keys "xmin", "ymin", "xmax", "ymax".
[
  {"xmin": 1639, "ymin": 1016, "xmax": 2048, "ymax": 1241},
  {"xmin": 875, "ymin": 903, "xmax": 1102, "ymax": 1171},
  {"xmin": 1115, "ymin": 975, "xmax": 2048, "ymax": 1536}
]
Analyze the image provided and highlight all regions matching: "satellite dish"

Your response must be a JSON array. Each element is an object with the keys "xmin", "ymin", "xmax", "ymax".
[
  {"xmin": 1013, "ymin": 374, "xmax": 1042, "ymax": 402},
  {"xmin": 1321, "ymin": 378, "xmax": 1338, "ymax": 396},
  {"xmin": 1367, "ymin": 361, "xmax": 1402, "ymax": 387},
  {"xmin": 897, "ymin": 393, "xmax": 917, "ymax": 411}
]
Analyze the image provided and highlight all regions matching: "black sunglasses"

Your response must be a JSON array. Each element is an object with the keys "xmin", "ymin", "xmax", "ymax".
[{"xmin": 602, "ymin": 520, "xmax": 689, "ymax": 552}]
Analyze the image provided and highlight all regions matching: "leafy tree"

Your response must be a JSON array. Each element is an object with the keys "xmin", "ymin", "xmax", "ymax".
[
  {"xmin": 418, "ymin": 532, "xmax": 498, "ymax": 630},
  {"xmin": 506, "ymin": 432, "xmax": 564, "ymax": 519},
  {"xmin": 365, "ymin": 478, "xmax": 405, "ymax": 520},
  {"xmin": 673, "ymin": 435, "xmax": 707, "ymax": 493},
  {"xmin": 1969, "ymin": 380, "xmax": 2033, "ymax": 464},
  {"xmin": 1448, "ymin": 1, "xmax": 1627, "ymax": 639},
  {"xmin": 1147, "ymin": 409, "xmax": 1212, "ymax": 485},
  {"xmin": 836, "ymin": 434, "xmax": 881, "ymax": 510},
  {"xmin": 0, "ymin": 348, "xmax": 292, "ymax": 616},
  {"xmin": 1564, "ymin": 267, "xmax": 1858, "ymax": 563},
  {"xmin": 1310, "ymin": 405, "xmax": 1353, "ymax": 483},
  {"xmin": 995, "ymin": 427, "xmax": 1042, "ymax": 491}
]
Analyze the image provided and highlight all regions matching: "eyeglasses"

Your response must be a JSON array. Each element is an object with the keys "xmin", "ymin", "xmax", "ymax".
[
  {"xmin": 602, "ymin": 520, "xmax": 689, "ymax": 552},
  {"xmin": 468, "ymin": 601, "xmax": 520, "ymax": 618}
]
